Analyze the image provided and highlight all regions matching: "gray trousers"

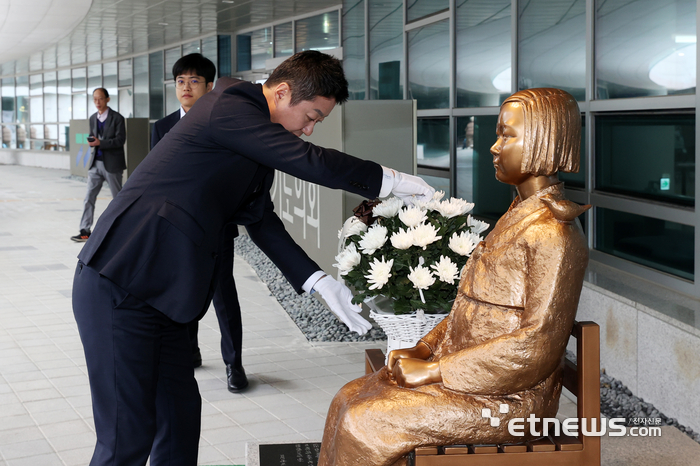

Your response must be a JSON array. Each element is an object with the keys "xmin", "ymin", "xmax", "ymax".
[{"xmin": 79, "ymin": 160, "xmax": 123, "ymax": 232}]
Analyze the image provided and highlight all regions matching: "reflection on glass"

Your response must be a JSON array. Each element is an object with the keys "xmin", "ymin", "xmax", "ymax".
[
  {"xmin": 343, "ymin": 0, "xmax": 365, "ymax": 100},
  {"xmin": 59, "ymin": 123, "xmax": 69, "ymax": 150},
  {"xmin": 407, "ymin": 0, "xmax": 448, "ymax": 23},
  {"xmin": 596, "ymin": 0, "xmax": 696, "ymax": 99},
  {"xmin": 133, "ymin": 55, "xmax": 148, "ymax": 118},
  {"xmin": 595, "ymin": 114, "xmax": 695, "ymax": 206},
  {"xmin": 44, "ymin": 72, "xmax": 57, "ymax": 123},
  {"xmin": 518, "ymin": 0, "xmax": 585, "ymax": 100},
  {"xmin": 296, "ymin": 12, "xmax": 340, "ymax": 52},
  {"xmin": 417, "ymin": 118, "xmax": 450, "ymax": 169},
  {"xmin": 72, "ymin": 94, "xmax": 87, "ymax": 119},
  {"xmin": 16, "ymin": 76, "xmax": 29, "ymax": 124},
  {"xmin": 408, "ymin": 20, "xmax": 449, "ymax": 109},
  {"xmin": 103, "ymin": 62, "xmax": 118, "ymax": 110},
  {"xmin": 16, "ymin": 124, "xmax": 27, "ymax": 148},
  {"xmin": 30, "ymin": 124, "xmax": 43, "ymax": 149},
  {"xmin": 596, "ymin": 208, "xmax": 694, "ymax": 281},
  {"xmin": 370, "ymin": 0, "xmax": 403, "ymax": 99},
  {"xmin": 275, "ymin": 23, "xmax": 293, "ymax": 58},
  {"xmin": 88, "ymin": 64, "xmax": 102, "ymax": 91},
  {"xmin": 58, "ymin": 70, "xmax": 71, "ymax": 123},
  {"xmin": 238, "ymin": 27, "xmax": 273, "ymax": 70},
  {"xmin": 119, "ymin": 89, "xmax": 134, "ymax": 119},
  {"xmin": 216, "ymin": 35, "xmax": 231, "ymax": 78},
  {"xmin": 72, "ymin": 68, "xmax": 86, "ymax": 93},
  {"xmin": 165, "ymin": 84, "xmax": 179, "ymax": 115},
  {"xmin": 165, "ymin": 47, "xmax": 181, "ymax": 80},
  {"xmin": 455, "ymin": 115, "xmax": 512, "ymax": 220},
  {"xmin": 418, "ymin": 174, "xmax": 450, "ymax": 197},
  {"xmin": 30, "ymin": 74, "xmax": 41, "ymax": 96},
  {"xmin": 183, "ymin": 40, "xmax": 201, "ymax": 55},
  {"xmin": 149, "ymin": 51, "xmax": 164, "ymax": 120},
  {"xmin": 118, "ymin": 59, "xmax": 133, "ymax": 87},
  {"xmin": 559, "ymin": 115, "xmax": 586, "ymax": 188},
  {"xmin": 456, "ymin": 0, "xmax": 511, "ymax": 107},
  {"xmin": 202, "ymin": 36, "xmax": 218, "ymax": 73},
  {"xmin": 30, "ymin": 96, "xmax": 43, "ymax": 123},
  {"xmin": 2, "ymin": 125, "xmax": 16, "ymax": 148}
]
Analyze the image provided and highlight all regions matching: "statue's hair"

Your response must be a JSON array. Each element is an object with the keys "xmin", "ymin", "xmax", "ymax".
[{"xmin": 502, "ymin": 88, "xmax": 581, "ymax": 175}]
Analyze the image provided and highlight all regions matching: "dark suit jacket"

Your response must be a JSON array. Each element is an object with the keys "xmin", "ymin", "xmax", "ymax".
[
  {"xmin": 151, "ymin": 110, "xmax": 181, "ymax": 150},
  {"xmin": 89, "ymin": 108, "xmax": 126, "ymax": 173},
  {"xmin": 78, "ymin": 77, "xmax": 382, "ymax": 323}
]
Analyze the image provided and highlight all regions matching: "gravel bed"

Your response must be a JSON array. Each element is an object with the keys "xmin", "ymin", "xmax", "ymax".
[
  {"xmin": 236, "ymin": 235, "xmax": 699, "ymax": 443},
  {"xmin": 234, "ymin": 234, "xmax": 386, "ymax": 342}
]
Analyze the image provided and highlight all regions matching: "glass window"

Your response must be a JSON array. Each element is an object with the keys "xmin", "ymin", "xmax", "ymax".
[
  {"xmin": 595, "ymin": 113, "xmax": 695, "ymax": 207},
  {"xmin": 2, "ymin": 78, "xmax": 15, "ymax": 146},
  {"xmin": 2, "ymin": 125, "xmax": 16, "ymax": 148},
  {"xmin": 407, "ymin": 0, "xmax": 448, "ymax": 23},
  {"xmin": 29, "ymin": 74, "xmax": 42, "ymax": 96},
  {"xmin": 30, "ymin": 124, "xmax": 44, "ymax": 149},
  {"xmin": 559, "ymin": 115, "xmax": 586, "ymax": 189},
  {"xmin": 103, "ymin": 62, "xmax": 118, "ymax": 111},
  {"xmin": 29, "ymin": 74, "xmax": 42, "ymax": 123},
  {"xmin": 183, "ymin": 40, "xmax": 201, "ymax": 55},
  {"xmin": 165, "ymin": 83, "xmax": 179, "ymax": 115},
  {"xmin": 518, "ymin": 0, "xmax": 585, "ymax": 101},
  {"xmin": 57, "ymin": 70, "xmax": 71, "ymax": 123},
  {"xmin": 72, "ymin": 68, "xmax": 86, "ymax": 93},
  {"xmin": 202, "ymin": 36, "xmax": 218, "ymax": 75},
  {"xmin": 343, "ymin": 1, "xmax": 365, "ymax": 100},
  {"xmin": 43, "ymin": 72, "xmax": 57, "ymax": 122},
  {"xmin": 119, "ymin": 59, "xmax": 133, "ymax": 87},
  {"xmin": 408, "ymin": 20, "xmax": 449, "ymax": 109},
  {"xmin": 217, "ymin": 35, "xmax": 232, "ymax": 78},
  {"xmin": 72, "ymin": 94, "xmax": 87, "ymax": 119},
  {"xmin": 238, "ymin": 27, "xmax": 273, "ymax": 70},
  {"xmin": 596, "ymin": 0, "xmax": 696, "ymax": 99},
  {"xmin": 165, "ymin": 47, "xmax": 181, "ymax": 80},
  {"xmin": 43, "ymin": 48, "xmax": 56, "ymax": 70},
  {"xmin": 455, "ymin": 115, "xmax": 513, "ymax": 221},
  {"xmin": 456, "ymin": 0, "xmax": 511, "ymax": 107},
  {"xmin": 149, "ymin": 51, "xmax": 164, "ymax": 120},
  {"xmin": 119, "ymin": 89, "xmax": 134, "ymax": 119},
  {"xmin": 59, "ymin": 123, "xmax": 69, "ymax": 150},
  {"xmin": 417, "ymin": 118, "xmax": 450, "ymax": 169},
  {"xmin": 418, "ymin": 174, "xmax": 451, "ymax": 197},
  {"xmin": 134, "ymin": 55, "xmax": 149, "ymax": 118},
  {"xmin": 88, "ymin": 64, "xmax": 102, "ymax": 92},
  {"xmin": 237, "ymin": 34, "xmax": 252, "ymax": 71},
  {"xmin": 16, "ymin": 76, "xmax": 29, "ymax": 124},
  {"xmin": 596, "ymin": 208, "xmax": 694, "ymax": 281},
  {"xmin": 370, "ymin": 0, "xmax": 403, "ymax": 99},
  {"xmin": 296, "ymin": 12, "xmax": 340, "ymax": 52},
  {"xmin": 275, "ymin": 23, "xmax": 293, "ymax": 58}
]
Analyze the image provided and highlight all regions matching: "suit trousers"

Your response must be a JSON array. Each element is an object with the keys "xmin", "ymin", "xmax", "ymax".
[
  {"xmin": 72, "ymin": 262, "xmax": 201, "ymax": 466},
  {"xmin": 188, "ymin": 229, "xmax": 243, "ymax": 370},
  {"xmin": 80, "ymin": 160, "xmax": 123, "ymax": 231}
]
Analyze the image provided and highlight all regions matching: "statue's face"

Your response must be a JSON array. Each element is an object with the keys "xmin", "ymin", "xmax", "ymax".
[{"xmin": 490, "ymin": 102, "xmax": 530, "ymax": 186}]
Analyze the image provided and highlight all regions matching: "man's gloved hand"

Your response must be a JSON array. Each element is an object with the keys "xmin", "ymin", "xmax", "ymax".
[
  {"xmin": 313, "ymin": 276, "xmax": 372, "ymax": 335},
  {"xmin": 387, "ymin": 169, "xmax": 435, "ymax": 205}
]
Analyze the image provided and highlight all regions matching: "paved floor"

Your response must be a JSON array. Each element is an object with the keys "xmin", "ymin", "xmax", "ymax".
[{"xmin": 1, "ymin": 164, "xmax": 699, "ymax": 466}]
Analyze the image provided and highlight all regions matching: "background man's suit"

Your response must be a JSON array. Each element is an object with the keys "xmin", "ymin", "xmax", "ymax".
[
  {"xmin": 79, "ymin": 109, "xmax": 126, "ymax": 232},
  {"xmin": 73, "ymin": 77, "xmax": 382, "ymax": 465}
]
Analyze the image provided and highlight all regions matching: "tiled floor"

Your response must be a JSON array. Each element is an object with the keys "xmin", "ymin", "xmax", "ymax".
[{"xmin": 2, "ymin": 164, "xmax": 700, "ymax": 466}]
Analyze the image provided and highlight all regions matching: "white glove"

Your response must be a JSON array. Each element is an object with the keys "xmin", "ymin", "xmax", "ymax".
[
  {"xmin": 387, "ymin": 170, "xmax": 435, "ymax": 205},
  {"xmin": 313, "ymin": 276, "xmax": 372, "ymax": 335}
]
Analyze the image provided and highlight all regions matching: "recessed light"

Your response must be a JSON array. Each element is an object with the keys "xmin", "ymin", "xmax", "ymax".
[
  {"xmin": 159, "ymin": 22, "xmax": 169, "ymax": 26},
  {"xmin": 222, "ymin": 0, "xmax": 235, "ymax": 3}
]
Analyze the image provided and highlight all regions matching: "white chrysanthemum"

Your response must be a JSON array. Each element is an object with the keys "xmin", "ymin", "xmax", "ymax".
[
  {"xmin": 407, "ymin": 264, "xmax": 436, "ymax": 290},
  {"xmin": 448, "ymin": 230, "xmax": 481, "ymax": 256},
  {"xmin": 467, "ymin": 215, "xmax": 489, "ymax": 235},
  {"xmin": 430, "ymin": 255, "xmax": 460, "ymax": 284},
  {"xmin": 340, "ymin": 216, "xmax": 368, "ymax": 239},
  {"xmin": 433, "ymin": 190, "xmax": 446, "ymax": 201},
  {"xmin": 398, "ymin": 206, "xmax": 428, "ymax": 228},
  {"xmin": 373, "ymin": 197, "xmax": 404, "ymax": 218},
  {"xmin": 412, "ymin": 223, "xmax": 442, "ymax": 250},
  {"xmin": 365, "ymin": 257, "xmax": 394, "ymax": 290},
  {"xmin": 434, "ymin": 198, "xmax": 475, "ymax": 219},
  {"xmin": 333, "ymin": 243, "xmax": 361, "ymax": 276},
  {"xmin": 358, "ymin": 224, "xmax": 388, "ymax": 255},
  {"xmin": 390, "ymin": 228, "xmax": 414, "ymax": 250}
]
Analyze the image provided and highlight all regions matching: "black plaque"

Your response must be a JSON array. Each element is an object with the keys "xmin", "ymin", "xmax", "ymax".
[{"xmin": 259, "ymin": 442, "xmax": 321, "ymax": 466}]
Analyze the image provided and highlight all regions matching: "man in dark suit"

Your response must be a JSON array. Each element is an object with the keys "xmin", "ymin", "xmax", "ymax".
[
  {"xmin": 152, "ymin": 53, "xmax": 253, "ymax": 393},
  {"xmin": 72, "ymin": 51, "xmax": 433, "ymax": 466},
  {"xmin": 71, "ymin": 88, "xmax": 126, "ymax": 242}
]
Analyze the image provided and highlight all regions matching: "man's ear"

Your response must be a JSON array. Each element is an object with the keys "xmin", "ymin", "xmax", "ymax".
[
  {"xmin": 274, "ymin": 82, "xmax": 291, "ymax": 104},
  {"xmin": 206, "ymin": 82, "xmax": 213, "ymax": 92}
]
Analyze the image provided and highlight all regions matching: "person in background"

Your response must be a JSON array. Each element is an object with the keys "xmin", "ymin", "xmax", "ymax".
[{"xmin": 71, "ymin": 88, "xmax": 126, "ymax": 242}]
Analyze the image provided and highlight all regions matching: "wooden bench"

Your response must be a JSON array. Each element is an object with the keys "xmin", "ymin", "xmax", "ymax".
[{"xmin": 364, "ymin": 321, "xmax": 601, "ymax": 466}]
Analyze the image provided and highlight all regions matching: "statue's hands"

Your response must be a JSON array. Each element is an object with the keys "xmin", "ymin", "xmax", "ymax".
[
  {"xmin": 392, "ymin": 359, "xmax": 442, "ymax": 388},
  {"xmin": 312, "ymin": 276, "xmax": 372, "ymax": 335},
  {"xmin": 387, "ymin": 341, "xmax": 432, "ymax": 372}
]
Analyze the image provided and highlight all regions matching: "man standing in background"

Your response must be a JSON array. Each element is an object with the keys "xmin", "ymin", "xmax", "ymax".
[{"xmin": 70, "ymin": 88, "xmax": 126, "ymax": 242}]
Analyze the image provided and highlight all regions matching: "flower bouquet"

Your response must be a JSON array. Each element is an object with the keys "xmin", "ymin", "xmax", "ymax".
[{"xmin": 334, "ymin": 192, "xmax": 489, "ymax": 317}]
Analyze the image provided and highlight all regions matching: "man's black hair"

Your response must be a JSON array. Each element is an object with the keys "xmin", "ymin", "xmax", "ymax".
[
  {"xmin": 172, "ymin": 53, "xmax": 217, "ymax": 84},
  {"xmin": 266, "ymin": 50, "xmax": 349, "ymax": 105},
  {"xmin": 93, "ymin": 88, "xmax": 109, "ymax": 98}
]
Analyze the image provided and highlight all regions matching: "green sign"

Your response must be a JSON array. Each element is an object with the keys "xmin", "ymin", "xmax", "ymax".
[{"xmin": 75, "ymin": 133, "xmax": 90, "ymax": 144}]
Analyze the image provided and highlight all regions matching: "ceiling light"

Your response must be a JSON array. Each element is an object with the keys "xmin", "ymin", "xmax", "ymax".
[
  {"xmin": 159, "ymin": 22, "xmax": 168, "ymax": 26},
  {"xmin": 675, "ymin": 35, "xmax": 696, "ymax": 43},
  {"xmin": 649, "ymin": 44, "xmax": 696, "ymax": 90},
  {"xmin": 222, "ymin": 0, "xmax": 235, "ymax": 3}
]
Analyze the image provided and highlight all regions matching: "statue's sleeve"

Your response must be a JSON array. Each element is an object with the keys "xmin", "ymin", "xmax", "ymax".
[
  {"xmin": 437, "ymin": 220, "xmax": 587, "ymax": 395},
  {"xmin": 419, "ymin": 315, "xmax": 449, "ymax": 354}
]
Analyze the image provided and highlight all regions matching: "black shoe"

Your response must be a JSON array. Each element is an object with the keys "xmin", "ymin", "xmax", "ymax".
[
  {"xmin": 192, "ymin": 349, "xmax": 202, "ymax": 368},
  {"xmin": 226, "ymin": 364, "xmax": 248, "ymax": 393},
  {"xmin": 70, "ymin": 229, "xmax": 91, "ymax": 242}
]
